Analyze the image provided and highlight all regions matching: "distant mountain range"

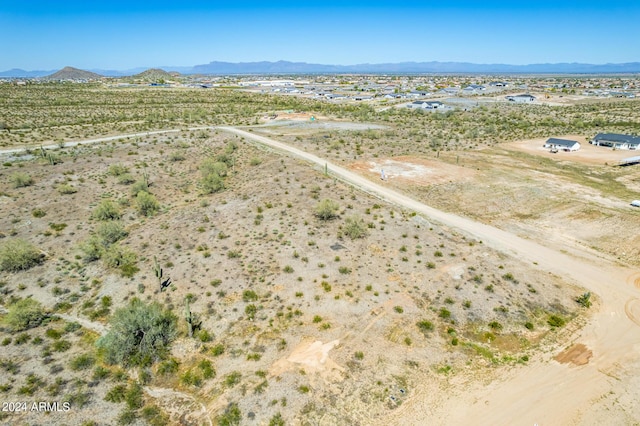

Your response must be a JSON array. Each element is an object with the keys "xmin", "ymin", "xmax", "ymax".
[{"xmin": 2, "ymin": 61, "xmax": 640, "ymax": 77}]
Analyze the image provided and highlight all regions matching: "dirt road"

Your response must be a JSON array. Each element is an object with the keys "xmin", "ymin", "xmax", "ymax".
[{"xmin": 220, "ymin": 126, "xmax": 640, "ymax": 425}]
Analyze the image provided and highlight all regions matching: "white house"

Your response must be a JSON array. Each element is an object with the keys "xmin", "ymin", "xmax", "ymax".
[
  {"xmin": 506, "ymin": 94, "xmax": 536, "ymax": 103},
  {"xmin": 543, "ymin": 138, "xmax": 581, "ymax": 152},
  {"xmin": 408, "ymin": 100, "xmax": 444, "ymax": 109},
  {"xmin": 591, "ymin": 133, "xmax": 640, "ymax": 150}
]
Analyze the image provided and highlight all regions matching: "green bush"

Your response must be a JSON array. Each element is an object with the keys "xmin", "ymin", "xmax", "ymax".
[
  {"xmin": 103, "ymin": 244, "xmax": 138, "ymax": 277},
  {"xmin": 117, "ymin": 173, "xmax": 136, "ymax": 185},
  {"xmin": 217, "ymin": 402, "xmax": 241, "ymax": 426},
  {"xmin": 416, "ymin": 320, "xmax": 433, "ymax": 336},
  {"xmin": 0, "ymin": 238, "xmax": 44, "ymax": 272},
  {"xmin": 97, "ymin": 298, "xmax": 177, "ymax": 367},
  {"xmin": 315, "ymin": 199, "xmax": 339, "ymax": 220},
  {"xmin": 135, "ymin": 191, "xmax": 160, "ymax": 217},
  {"xmin": 31, "ymin": 208, "xmax": 46, "ymax": 218},
  {"xmin": 157, "ymin": 358, "xmax": 180, "ymax": 376},
  {"xmin": 269, "ymin": 413, "xmax": 285, "ymax": 426},
  {"xmin": 547, "ymin": 314, "xmax": 566, "ymax": 328},
  {"xmin": 69, "ymin": 353, "xmax": 95, "ymax": 371},
  {"xmin": 576, "ymin": 292, "xmax": 592, "ymax": 308},
  {"xmin": 343, "ymin": 216, "xmax": 368, "ymax": 239},
  {"xmin": 57, "ymin": 184, "xmax": 78, "ymax": 194},
  {"xmin": 4, "ymin": 298, "xmax": 46, "ymax": 331},
  {"xmin": 130, "ymin": 179, "xmax": 150, "ymax": 196},
  {"xmin": 104, "ymin": 384, "xmax": 127, "ymax": 403},
  {"xmin": 201, "ymin": 171, "xmax": 225, "ymax": 194},
  {"xmin": 11, "ymin": 172, "xmax": 34, "ymax": 188},
  {"xmin": 108, "ymin": 164, "xmax": 129, "ymax": 176},
  {"xmin": 96, "ymin": 221, "xmax": 128, "ymax": 246},
  {"xmin": 92, "ymin": 200, "xmax": 121, "ymax": 221}
]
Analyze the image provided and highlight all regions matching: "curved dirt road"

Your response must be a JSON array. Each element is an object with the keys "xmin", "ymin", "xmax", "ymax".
[{"xmin": 220, "ymin": 126, "xmax": 640, "ymax": 425}]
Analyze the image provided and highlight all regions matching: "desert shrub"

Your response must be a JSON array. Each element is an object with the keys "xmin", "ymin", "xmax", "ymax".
[
  {"xmin": 104, "ymin": 384, "xmax": 127, "ymax": 403},
  {"xmin": 438, "ymin": 308, "xmax": 451, "ymax": 319},
  {"xmin": 197, "ymin": 329, "xmax": 213, "ymax": 342},
  {"xmin": 11, "ymin": 172, "xmax": 33, "ymax": 188},
  {"xmin": 96, "ymin": 221, "xmax": 128, "ymax": 245},
  {"xmin": 157, "ymin": 358, "xmax": 179, "ymax": 376},
  {"xmin": 135, "ymin": 191, "xmax": 160, "ymax": 216},
  {"xmin": 57, "ymin": 184, "xmax": 78, "ymax": 194},
  {"xmin": 125, "ymin": 382, "xmax": 144, "ymax": 410},
  {"xmin": 217, "ymin": 402, "xmax": 241, "ymax": 426},
  {"xmin": 97, "ymin": 298, "xmax": 177, "ymax": 367},
  {"xmin": 269, "ymin": 413, "xmax": 285, "ymax": 426},
  {"xmin": 547, "ymin": 314, "xmax": 566, "ymax": 328},
  {"xmin": 117, "ymin": 173, "xmax": 136, "ymax": 185},
  {"xmin": 242, "ymin": 290, "xmax": 258, "ymax": 302},
  {"xmin": 315, "ymin": 199, "xmax": 339, "ymax": 220},
  {"xmin": 224, "ymin": 371, "xmax": 242, "ymax": 387},
  {"xmin": 130, "ymin": 179, "xmax": 150, "ymax": 196},
  {"xmin": 201, "ymin": 170, "xmax": 225, "ymax": 194},
  {"xmin": 108, "ymin": 164, "xmax": 128, "ymax": 176},
  {"xmin": 488, "ymin": 321, "xmax": 503, "ymax": 331},
  {"xmin": 168, "ymin": 152, "xmax": 185, "ymax": 162},
  {"xmin": 92, "ymin": 200, "xmax": 121, "ymax": 221},
  {"xmin": 0, "ymin": 238, "xmax": 44, "ymax": 272},
  {"xmin": 343, "ymin": 216, "xmax": 367, "ymax": 239},
  {"xmin": 103, "ymin": 244, "xmax": 138, "ymax": 277},
  {"xmin": 31, "ymin": 208, "xmax": 46, "ymax": 218},
  {"xmin": 245, "ymin": 304, "xmax": 257, "ymax": 320},
  {"xmin": 576, "ymin": 292, "xmax": 592, "ymax": 308},
  {"xmin": 80, "ymin": 237, "xmax": 103, "ymax": 262},
  {"xmin": 200, "ymin": 159, "xmax": 228, "ymax": 177},
  {"xmin": 69, "ymin": 353, "xmax": 95, "ymax": 371},
  {"xmin": 4, "ymin": 298, "xmax": 46, "ymax": 331}
]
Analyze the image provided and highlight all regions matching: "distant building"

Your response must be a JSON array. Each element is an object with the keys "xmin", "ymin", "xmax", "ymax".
[
  {"xmin": 489, "ymin": 81, "xmax": 509, "ymax": 87},
  {"xmin": 543, "ymin": 138, "xmax": 581, "ymax": 152},
  {"xmin": 506, "ymin": 94, "xmax": 536, "ymax": 103},
  {"xmin": 463, "ymin": 85, "xmax": 485, "ymax": 94},
  {"xmin": 591, "ymin": 133, "xmax": 640, "ymax": 150},
  {"xmin": 408, "ymin": 100, "xmax": 444, "ymax": 109}
]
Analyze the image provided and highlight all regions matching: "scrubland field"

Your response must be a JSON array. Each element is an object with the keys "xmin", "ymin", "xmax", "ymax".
[{"xmin": 0, "ymin": 82, "xmax": 639, "ymax": 425}]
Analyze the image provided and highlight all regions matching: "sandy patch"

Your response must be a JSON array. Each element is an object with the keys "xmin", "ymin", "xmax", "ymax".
[
  {"xmin": 504, "ymin": 135, "xmax": 637, "ymax": 166},
  {"xmin": 349, "ymin": 156, "xmax": 474, "ymax": 186},
  {"xmin": 270, "ymin": 338, "xmax": 344, "ymax": 383},
  {"xmin": 554, "ymin": 343, "xmax": 593, "ymax": 366}
]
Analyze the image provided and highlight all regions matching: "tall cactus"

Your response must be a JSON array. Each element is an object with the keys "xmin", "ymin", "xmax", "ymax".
[
  {"xmin": 184, "ymin": 298, "xmax": 200, "ymax": 338},
  {"xmin": 153, "ymin": 256, "xmax": 163, "ymax": 291}
]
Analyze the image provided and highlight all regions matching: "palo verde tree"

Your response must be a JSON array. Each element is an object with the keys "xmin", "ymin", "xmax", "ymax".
[{"xmin": 97, "ymin": 298, "xmax": 177, "ymax": 368}]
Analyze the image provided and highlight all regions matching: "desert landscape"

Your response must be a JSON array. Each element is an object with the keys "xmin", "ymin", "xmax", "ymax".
[{"xmin": 0, "ymin": 79, "xmax": 639, "ymax": 426}]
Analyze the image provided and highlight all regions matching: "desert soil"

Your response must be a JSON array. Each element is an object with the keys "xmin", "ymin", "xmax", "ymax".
[{"xmin": 223, "ymin": 127, "xmax": 640, "ymax": 426}]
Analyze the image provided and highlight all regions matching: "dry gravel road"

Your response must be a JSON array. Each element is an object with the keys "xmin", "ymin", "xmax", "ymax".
[{"xmin": 220, "ymin": 126, "xmax": 640, "ymax": 425}]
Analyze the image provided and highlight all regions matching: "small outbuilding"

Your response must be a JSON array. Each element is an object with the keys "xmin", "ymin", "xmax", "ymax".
[{"xmin": 544, "ymin": 138, "xmax": 581, "ymax": 152}]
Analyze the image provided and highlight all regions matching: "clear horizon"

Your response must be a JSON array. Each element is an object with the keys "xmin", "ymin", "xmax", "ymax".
[{"xmin": 1, "ymin": 0, "xmax": 638, "ymax": 70}]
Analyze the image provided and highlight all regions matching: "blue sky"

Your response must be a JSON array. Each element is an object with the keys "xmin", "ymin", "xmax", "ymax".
[{"xmin": 1, "ymin": 1, "xmax": 638, "ymax": 70}]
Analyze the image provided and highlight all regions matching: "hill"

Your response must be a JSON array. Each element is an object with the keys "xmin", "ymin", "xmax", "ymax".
[
  {"xmin": 131, "ymin": 68, "xmax": 179, "ymax": 82},
  {"xmin": 45, "ymin": 66, "xmax": 103, "ymax": 80}
]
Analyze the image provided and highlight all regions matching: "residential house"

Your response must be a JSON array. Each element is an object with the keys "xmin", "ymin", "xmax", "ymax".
[
  {"xmin": 591, "ymin": 133, "xmax": 640, "ymax": 150},
  {"xmin": 506, "ymin": 94, "xmax": 536, "ymax": 103},
  {"xmin": 543, "ymin": 138, "xmax": 581, "ymax": 152}
]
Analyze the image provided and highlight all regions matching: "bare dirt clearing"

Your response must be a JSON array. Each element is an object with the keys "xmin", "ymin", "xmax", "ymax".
[{"xmin": 349, "ymin": 156, "xmax": 475, "ymax": 186}]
